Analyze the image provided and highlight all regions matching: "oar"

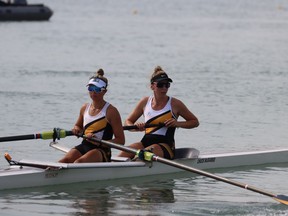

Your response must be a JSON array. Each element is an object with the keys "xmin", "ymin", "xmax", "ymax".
[
  {"xmin": 0, "ymin": 123, "xmax": 164, "ymax": 143},
  {"xmin": 0, "ymin": 124, "xmax": 163, "ymax": 142},
  {"xmin": 0, "ymin": 128, "xmax": 73, "ymax": 142},
  {"xmin": 82, "ymin": 135, "xmax": 288, "ymax": 205},
  {"xmin": 123, "ymin": 123, "xmax": 165, "ymax": 130}
]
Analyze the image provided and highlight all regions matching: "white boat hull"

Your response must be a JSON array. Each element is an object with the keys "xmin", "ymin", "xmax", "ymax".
[{"xmin": 1, "ymin": 148, "xmax": 288, "ymax": 190}]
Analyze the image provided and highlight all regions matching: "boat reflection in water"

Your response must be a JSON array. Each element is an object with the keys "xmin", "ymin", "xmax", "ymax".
[
  {"xmin": 0, "ymin": 0, "xmax": 53, "ymax": 21},
  {"xmin": 0, "ymin": 177, "xmax": 176, "ymax": 215}
]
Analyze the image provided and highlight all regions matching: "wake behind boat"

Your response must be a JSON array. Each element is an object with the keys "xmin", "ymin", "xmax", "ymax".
[
  {"xmin": 1, "ymin": 145, "xmax": 288, "ymax": 191},
  {"xmin": 0, "ymin": 0, "xmax": 53, "ymax": 21}
]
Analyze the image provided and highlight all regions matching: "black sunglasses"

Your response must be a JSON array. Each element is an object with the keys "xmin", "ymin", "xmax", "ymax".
[{"xmin": 156, "ymin": 82, "xmax": 170, "ymax": 88}]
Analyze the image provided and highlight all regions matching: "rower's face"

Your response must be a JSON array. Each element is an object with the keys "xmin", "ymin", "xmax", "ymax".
[{"xmin": 151, "ymin": 82, "xmax": 170, "ymax": 94}]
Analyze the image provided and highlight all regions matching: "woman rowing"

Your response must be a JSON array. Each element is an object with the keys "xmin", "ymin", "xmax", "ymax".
[
  {"xmin": 118, "ymin": 66, "xmax": 199, "ymax": 160},
  {"xmin": 59, "ymin": 69, "xmax": 125, "ymax": 163}
]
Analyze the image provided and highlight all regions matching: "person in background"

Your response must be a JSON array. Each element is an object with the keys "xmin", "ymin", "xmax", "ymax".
[
  {"xmin": 59, "ymin": 69, "xmax": 125, "ymax": 163},
  {"xmin": 118, "ymin": 66, "xmax": 199, "ymax": 160}
]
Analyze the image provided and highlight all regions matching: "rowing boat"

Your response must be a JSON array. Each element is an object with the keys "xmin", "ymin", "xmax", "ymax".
[
  {"xmin": 1, "ymin": 128, "xmax": 288, "ymax": 205},
  {"xmin": 1, "ymin": 143, "xmax": 288, "ymax": 191}
]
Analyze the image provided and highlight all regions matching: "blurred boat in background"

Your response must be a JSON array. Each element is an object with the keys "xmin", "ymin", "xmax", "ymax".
[{"xmin": 0, "ymin": 0, "xmax": 53, "ymax": 21}]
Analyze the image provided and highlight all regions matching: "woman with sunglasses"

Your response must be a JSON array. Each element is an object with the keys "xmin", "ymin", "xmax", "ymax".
[
  {"xmin": 118, "ymin": 66, "xmax": 199, "ymax": 160},
  {"xmin": 59, "ymin": 69, "xmax": 125, "ymax": 163}
]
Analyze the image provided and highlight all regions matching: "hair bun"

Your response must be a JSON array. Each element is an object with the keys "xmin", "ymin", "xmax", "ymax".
[
  {"xmin": 154, "ymin": 66, "xmax": 164, "ymax": 73},
  {"xmin": 97, "ymin": 68, "xmax": 104, "ymax": 76}
]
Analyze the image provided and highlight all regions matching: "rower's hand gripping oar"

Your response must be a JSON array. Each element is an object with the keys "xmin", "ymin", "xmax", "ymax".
[
  {"xmin": 0, "ymin": 128, "xmax": 74, "ymax": 142},
  {"xmin": 82, "ymin": 135, "xmax": 288, "ymax": 206},
  {"xmin": 0, "ymin": 124, "xmax": 163, "ymax": 142},
  {"xmin": 123, "ymin": 123, "xmax": 165, "ymax": 130}
]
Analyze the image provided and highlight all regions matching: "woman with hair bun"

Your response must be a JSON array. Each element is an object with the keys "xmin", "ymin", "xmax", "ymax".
[
  {"xmin": 118, "ymin": 66, "xmax": 199, "ymax": 160},
  {"xmin": 59, "ymin": 69, "xmax": 125, "ymax": 163}
]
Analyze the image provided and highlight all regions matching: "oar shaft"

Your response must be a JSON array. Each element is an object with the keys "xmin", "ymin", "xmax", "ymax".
[
  {"xmin": 84, "ymin": 135, "xmax": 288, "ymax": 205},
  {"xmin": 0, "ymin": 134, "xmax": 38, "ymax": 142},
  {"xmin": 123, "ymin": 123, "xmax": 165, "ymax": 130},
  {"xmin": 84, "ymin": 135, "xmax": 137, "ymax": 154},
  {"xmin": 0, "ymin": 130, "xmax": 73, "ymax": 142},
  {"xmin": 154, "ymin": 156, "xmax": 277, "ymax": 199},
  {"xmin": 0, "ymin": 124, "xmax": 162, "ymax": 142}
]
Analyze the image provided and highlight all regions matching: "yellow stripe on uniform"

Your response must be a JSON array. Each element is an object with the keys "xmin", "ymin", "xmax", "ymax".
[
  {"xmin": 84, "ymin": 117, "xmax": 107, "ymax": 135},
  {"xmin": 145, "ymin": 111, "xmax": 172, "ymax": 134}
]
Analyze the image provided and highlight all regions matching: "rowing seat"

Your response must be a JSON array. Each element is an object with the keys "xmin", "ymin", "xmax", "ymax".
[{"xmin": 174, "ymin": 148, "xmax": 200, "ymax": 159}]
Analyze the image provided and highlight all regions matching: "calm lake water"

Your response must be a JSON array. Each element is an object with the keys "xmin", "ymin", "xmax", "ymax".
[{"xmin": 0, "ymin": 0, "xmax": 288, "ymax": 215}]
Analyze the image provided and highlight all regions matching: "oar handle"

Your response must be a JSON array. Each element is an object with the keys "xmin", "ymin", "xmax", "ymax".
[{"xmin": 123, "ymin": 123, "xmax": 165, "ymax": 130}]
